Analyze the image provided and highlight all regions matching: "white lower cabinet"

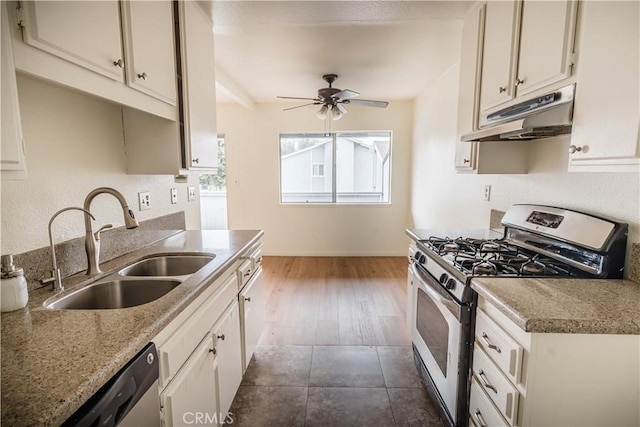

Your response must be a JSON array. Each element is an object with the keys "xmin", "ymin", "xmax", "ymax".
[
  {"xmin": 212, "ymin": 300, "xmax": 243, "ymax": 415},
  {"xmin": 160, "ymin": 333, "xmax": 220, "ymax": 427},
  {"xmin": 473, "ymin": 297, "xmax": 640, "ymax": 426},
  {"xmin": 239, "ymin": 267, "xmax": 265, "ymax": 371}
]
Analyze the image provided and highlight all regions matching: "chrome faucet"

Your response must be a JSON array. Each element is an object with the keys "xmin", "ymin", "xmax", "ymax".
[
  {"xmin": 42, "ymin": 207, "xmax": 96, "ymax": 291},
  {"xmin": 83, "ymin": 187, "xmax": 139, "ymax": 275}
]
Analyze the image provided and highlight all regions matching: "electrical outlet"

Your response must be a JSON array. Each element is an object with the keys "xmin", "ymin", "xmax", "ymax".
[
  {"xmin": 484, "ymin": 185, "xmax": 491, "ymax": 202},
  {"xmin": 170, "ymin": 188, "xmax": 178, "ymax": 204},
  {"xmin": 187, "ymin": 186, "xmax": 196, "ymax": 202},
  {"xmin": 138, "ymin": 192, "xmax": 151, "ymax": 211}
]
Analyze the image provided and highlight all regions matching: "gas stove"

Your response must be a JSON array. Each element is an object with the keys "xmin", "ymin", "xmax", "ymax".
[
  {"xmin": 423, "ymin": 236, "xmax": 582, "ymax": 277},
  {"xmin": 407, "ymin": 204, "xmax": 628, "ymax": 427}
]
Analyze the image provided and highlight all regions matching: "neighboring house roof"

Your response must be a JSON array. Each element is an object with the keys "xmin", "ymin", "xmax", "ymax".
[{"xmin": 281, "ymin": 139, "xmax": 331, "ymax": 160}]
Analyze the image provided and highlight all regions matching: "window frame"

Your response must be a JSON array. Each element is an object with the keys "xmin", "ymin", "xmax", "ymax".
[{"xmin": 278, "ymin": 131, "xmax": 392, "ymax": 206}]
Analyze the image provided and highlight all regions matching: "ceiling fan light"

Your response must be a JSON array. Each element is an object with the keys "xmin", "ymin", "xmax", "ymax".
[
  {"xmin": 317, "ymin": 105, "xmax": 329, "ymax": 120},
  {"xmin": 336, "ymin": 103, "xmax": 348, "ymax": 114},
  {"xmin": 332, "ymin": 108, "xmax": 343, "ymax": 121}
]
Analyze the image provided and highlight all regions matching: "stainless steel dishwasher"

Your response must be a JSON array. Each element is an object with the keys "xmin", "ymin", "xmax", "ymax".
[{"xmin": 63, "ymin": 343, "xmax": 161, "ymax": 426}]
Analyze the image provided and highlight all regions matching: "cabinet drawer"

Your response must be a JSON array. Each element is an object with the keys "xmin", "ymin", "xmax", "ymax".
[
  {"xmin": 157, "ymin": 274, "xmax": 238, "ymax": 388},
  {"xmin": 237, "ymin": 259, "xmax": 253, "ymax": 291},
  {"xmin": 251, "ymin": 245, "xmax": 263, "ymax": 270},
  {"xmin": 470, "ymin": 377, "xmax": 510, "ymax": 427},
  {"xmin": 473, "ymin": 347, "xmax": 519, "ymax": 426},
  {"xmin": 475, "ymin": 309, "xmax": 523, "ymax": 384}
]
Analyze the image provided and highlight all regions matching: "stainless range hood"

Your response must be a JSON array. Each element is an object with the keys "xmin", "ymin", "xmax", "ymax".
[{"xmin": 462, "ymin": 84, "xmax": 575, "ymax": 142}]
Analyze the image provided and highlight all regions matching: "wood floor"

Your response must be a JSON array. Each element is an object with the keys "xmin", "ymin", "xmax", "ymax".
[{"xmin": 259, "ymin": 256, "xmax": 411, "ymax": 346}]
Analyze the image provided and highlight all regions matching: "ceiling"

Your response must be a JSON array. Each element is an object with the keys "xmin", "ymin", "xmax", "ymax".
[{"xmin": 200, "ymin": 1, "xmax": 473, "ymax": 107}]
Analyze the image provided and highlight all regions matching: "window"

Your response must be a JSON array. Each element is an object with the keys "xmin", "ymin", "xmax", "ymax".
[
  {"xmin": 312, "ymin": 163, "xmax": 325, "ymax": 177},
  {"xmin": 279, "ymin": 132, "xmax": 391, "ymax": 204}
]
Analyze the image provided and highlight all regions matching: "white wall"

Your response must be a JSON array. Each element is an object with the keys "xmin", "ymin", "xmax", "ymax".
[
  {"xmin": 411, "ymin": 64, "xmax": 640, "ymax": 248},
  {"xmin": 217, "ymin": 101, "xmax": 413, "ymax": 256},
  {"xmin": 0, "ymin": 75, "xmax": 201, "ymax": 255}
]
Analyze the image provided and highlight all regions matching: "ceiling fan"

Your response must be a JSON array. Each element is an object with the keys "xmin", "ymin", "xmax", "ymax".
[{"xmin": 277, "ymin": 74, "xmax": 389, "ymax": 121}]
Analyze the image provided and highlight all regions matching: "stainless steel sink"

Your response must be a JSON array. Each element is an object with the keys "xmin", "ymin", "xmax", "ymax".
[
  {"xmin": 44, "ymin": 279, "xmax": 181, "ymax": 310},
  {"xmin": 119, "ymin": 255, "xmax": 215, "ymax": 277}
]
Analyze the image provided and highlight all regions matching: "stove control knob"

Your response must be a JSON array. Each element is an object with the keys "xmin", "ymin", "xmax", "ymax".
[
  {"xmin": 416, "ymin": 252, "xmax": 426, "ymax": 264},
  {"xmin": 439, "ymin": 273, "xmax": 448, "ymax": 284},
  {"xmin": 446, "ymin": 278, "xmax": 457, "ymax": 290}
]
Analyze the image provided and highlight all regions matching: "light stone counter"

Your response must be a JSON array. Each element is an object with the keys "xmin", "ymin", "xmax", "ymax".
[
  {"xmin": 471, "ymin": 277, "xmax": 640, "ymax": 335},
  {"xmin": 1, "ymin": 229, "xmax": 263, "ymax": 426}
]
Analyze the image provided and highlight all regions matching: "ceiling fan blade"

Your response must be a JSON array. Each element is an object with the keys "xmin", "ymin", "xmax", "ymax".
[
  {"xmin": 333, "ymin": 89, "xmax": 360, "ymax": 102},
  {"xmin": 347, "ymin": 99, "xmax": 389, "ymax": 108},
  {"xmin": 283, "ymin": 102, "xmax": 319, "ymax": 111},
  {"xmin": 277, "ymin": 96, "xmax": 319, "ymax": 101}
]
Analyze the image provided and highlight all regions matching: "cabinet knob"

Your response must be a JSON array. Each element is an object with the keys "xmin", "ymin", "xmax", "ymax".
[
  {"xmin": 192, "ymin": 158, "xmax": 200, "ymax": 164},
  {"xmin": 217, "ymin": 334, "xmax": 225, "ymax": 341},
  {"xmin": 209, "ymin": 348, "xmax": 217, "ymax": 355},
  {"xmin": 515, "ymin": 77, "xmax": 525, "ymax": 87},
  {"xmin": 113, "ymin": 59, "xmax": 124, "ymax": 68},
  {"xmin": 244, "ymin": 296, "xmax": 251, "ymax": 302},
  {"xmin": 498, "ymin": 86, "xmax": 506, "ymax": 93},
  {"xmin": 568, "ymin": 144, "xmax": 583, "ymax": 154},
  {"xmin": 137, "ymin": 72, "xmax": 148, "ymax": 80},
  {"xmin": 463, "ymin": 158, "xmax": 470, "ymax": 164}
]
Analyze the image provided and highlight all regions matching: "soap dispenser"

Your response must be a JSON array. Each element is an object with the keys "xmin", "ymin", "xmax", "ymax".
[{"xmin": 1, "ymin": 254, "xmax": 28, "ymax": 312}]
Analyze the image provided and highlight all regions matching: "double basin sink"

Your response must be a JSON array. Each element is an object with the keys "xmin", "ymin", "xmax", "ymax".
[{"xmin": 44, "ymin": 255, "xmax": 215, "ymax": 310}]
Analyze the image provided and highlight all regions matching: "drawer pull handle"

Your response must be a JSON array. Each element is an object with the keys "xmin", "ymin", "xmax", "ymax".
[
  {"xmin": 474, "ymin": 409, "xmax": 488, "ymax": 427},
  {"xmin": 244, "ymin": 271, "xmax": 251, "ymax": 277},
  {"xmin": 478, "ymin": 370, "xmax": 498, "ymax": 393},
  {"xmin": 217, "ymin": 334, "xmax": 225, "ymax": 341},
  {"xmin": 481, "ymin": 332, "xmax": 501, "ymax": 353},
  {"xmin": 244, "ymin": 296, "xmax": 251, "ymax": 302},
  {"xmin": 257, "ymin": 257, "xmax": 263, "ymax": 263},
  {"xmin": 209, "ymin": 348, "xmax": 216, "ymax": 355}
]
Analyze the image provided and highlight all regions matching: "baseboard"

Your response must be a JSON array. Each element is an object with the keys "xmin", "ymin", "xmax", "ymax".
[{"xmin": 262, "ymin": 251, "xmax": 406, "ymax": 257}]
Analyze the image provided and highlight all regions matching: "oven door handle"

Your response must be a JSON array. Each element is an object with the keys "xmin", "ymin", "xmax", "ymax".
[{"xmin": 411, "ymin": 263, "xmax": 461, "ymax": 320}]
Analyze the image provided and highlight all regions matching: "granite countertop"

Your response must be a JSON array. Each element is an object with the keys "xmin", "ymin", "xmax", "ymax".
[
  {"xmin": 1, "ymin": 229, "xmax": 263, "ymax": 426},
  {"xmin": 472, "ymin": 277, "xmax": 640, "ymax": 335}
]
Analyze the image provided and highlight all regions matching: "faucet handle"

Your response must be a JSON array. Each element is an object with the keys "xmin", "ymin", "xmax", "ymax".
[{"xmin": 94, "ymin": 224, "xmax": 113, "ymax": 241}]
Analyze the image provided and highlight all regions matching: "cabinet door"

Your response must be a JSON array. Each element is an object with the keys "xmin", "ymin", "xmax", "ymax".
[
  {"xmin": 121, "ymin": 0, "xmax": 177, "ymax": 104},
  {"xmin": 20, "ymin": 1, "xmax": 124, "ymax": 81},
  {"xmin": 213, "ymin": 300, "xmax": 243, "ymax": 415},
  {"xmin": 455, "ymin": 3, "xmax": 484, "ymax": 171},
  {"xmin": 479, "ymin": 0, "xmax": 519, "ymax": 112},
  {"xmin": 179, "ymin": 1, "xmax": 219, "ymax": 169},
  {"xmin": 515, "ymin": 0, "xmax": 577, "ymax": 97},
  {"xmin": 1, "ymin": 2, "xmax": 26, "ymax": 177},
  {"xmin": 569, "ymin": 1, "xmax": 639, "ymax": 170},
  {"xmin": 160, "ymin": 334, "xmax": 220, "ymax": 427},
  {"xmin": 239, "ymin": 268, "xmax": 265, "ymax": 370}
]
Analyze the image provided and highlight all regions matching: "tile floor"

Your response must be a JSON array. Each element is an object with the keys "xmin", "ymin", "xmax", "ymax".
[{"xmin": 227, "ymin": 345, "xmax": 444, "ymax": 426}]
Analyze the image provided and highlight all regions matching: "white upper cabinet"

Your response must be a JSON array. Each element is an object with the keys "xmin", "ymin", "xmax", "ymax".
[
  {"xmin": 479, "ymin": 0, "xmax": 577, "ymax": 113},
  {"xmin": 455, "ymin": 2, "xmax": 528, "ymax": 175},
  {"xmin": 20, "ymin": 0, "xmax": 124, "ymax": 81},
  {"xmin": 479, "ymin": 1, "xmax": 519, "ymax": 112},
  {"xmin": 179, "ymin": 0, "xmax": 219, "ymax": 169},
  {"xmin": 455, "ymin": 3, "xmax": 484, "ymax": 171},
  {"xmin": 568, "ymin": 1, "xmax": 639, "ymax": 172},
  {"xmin": 121, "ymin": 0, "xmax": 177, "ymax": 104},
  {"xmin": 1, "ymin": 2, "xmax": 27, "ymax": 179},
  {"xmin": 11, "ymin": 0, "xmax": 176, "ymax": 118},
  {"xmin": 123, "ymin": 1, "xmax": 218, "ymax": 174},
  {"xmin": 516, "ymin": 0, "xmax": 577, "ymax": 97}
]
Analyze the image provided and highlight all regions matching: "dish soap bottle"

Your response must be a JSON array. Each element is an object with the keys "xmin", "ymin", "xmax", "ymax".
[{"xmin": 1, "ymin": 254, "xmax": 28, "ymax": 312}]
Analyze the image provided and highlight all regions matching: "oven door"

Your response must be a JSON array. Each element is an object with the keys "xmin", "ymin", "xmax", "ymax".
[{"xmin": 410, "ymin": 262, "xmax": 463, "ymax": 423}]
